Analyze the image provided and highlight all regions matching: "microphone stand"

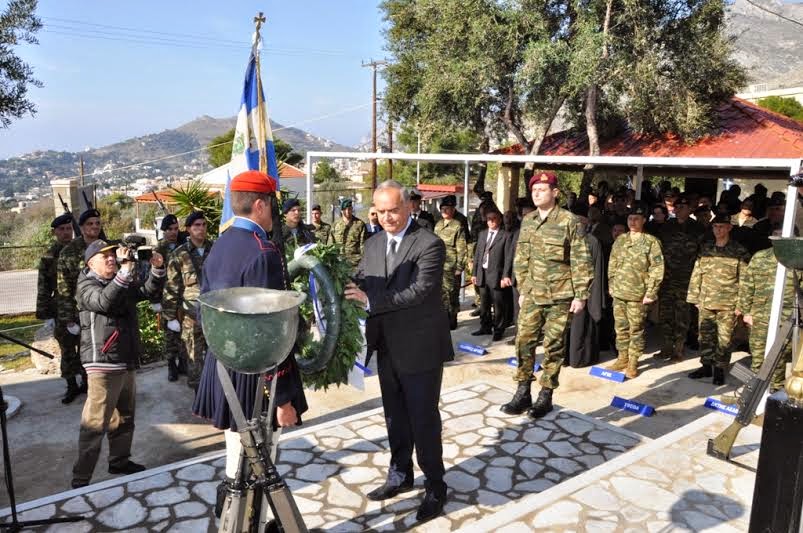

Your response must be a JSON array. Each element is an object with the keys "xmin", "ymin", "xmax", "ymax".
[{"xmin": 0, "ymin": 386, "xmax": 84, "ymax": 531}]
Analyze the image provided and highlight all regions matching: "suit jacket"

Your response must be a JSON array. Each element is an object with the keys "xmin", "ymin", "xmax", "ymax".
[
  {"xmin": 356, "ymin": 221, "xmax": 454, "ymax": 374},
  {"xmin": 366, "ymin": 223, "xmax": 384, "ymax": 239},
  {"xmin": 412, "ymin": 211, "xmax": 435, "ymax": 231},
  {"xmin": 472, "ymin": 228, "xmax": 512, "ymax": 289}
]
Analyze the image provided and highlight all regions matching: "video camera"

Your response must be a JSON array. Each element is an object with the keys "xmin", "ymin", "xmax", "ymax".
[{"xmin": 119, "ymin": 235, "xmax": 154, "ymax": 263}]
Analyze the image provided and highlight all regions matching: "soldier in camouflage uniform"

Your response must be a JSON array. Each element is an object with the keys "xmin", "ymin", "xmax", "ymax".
[
  {"xmin": 155, "ymin": 214, "xmax": 184, "ymax": 381},
  {"xmin": 657, "ymin": 196, "xmax": 704, "ymax": 361},
  {"xmin": 281, "ymin": 198, "xmax": 316, "ymax": 257},
  {"xmin": 310, "ymin": 204, "xmax": 332, "ymax": 244},
  {"xmin": 739, "ymin": 241, "xmax": 798, "ymax": 391},
  {"xmin": 502, "ymin": 171, "xmax": 593, "ymax": 418},
  {"xmin": 162, "ymin": 212, "xmax": 213, "ymax": 391},
  {"xmin": 56, "ymin": 208, "xmax": 102, "ymax": 403},
  {"xmin": 607, "ymin": 203, "xmax": 664, "ymax": 379},
  {"xmin": 36, "ymin": 214, "xmax": 75, "ymax": 398},
  {"xmin": 434, "ymin": 195, "xmax": 468, "ymax": 329},
  {"xmin": 687, "ymin": 215, "xmax": 750, "ymax": 386},
  {"xmin": 331, "ymin": 198, "xmax": 366, "ymax": 270}
]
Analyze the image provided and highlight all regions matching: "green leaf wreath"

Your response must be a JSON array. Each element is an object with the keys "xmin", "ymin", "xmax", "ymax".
[{"xmin": 289, "ymin": 243, "xmax": 367, "ymax": 390}]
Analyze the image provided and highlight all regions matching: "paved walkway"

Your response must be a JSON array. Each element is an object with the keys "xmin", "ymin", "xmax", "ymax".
[{"xmin": 2, "ymin": 382, "xmax": 645, "ymax": 532}]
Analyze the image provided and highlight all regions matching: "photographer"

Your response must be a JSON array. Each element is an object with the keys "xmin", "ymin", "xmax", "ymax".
[{"xmin": 70, "ymin": 240, "xmax": 165, "ymax": 489}]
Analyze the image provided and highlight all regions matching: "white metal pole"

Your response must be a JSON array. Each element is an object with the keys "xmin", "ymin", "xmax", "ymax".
[
  {"xmin": 306, "ymin": 153, "xmax": 313, "ymax": 223},
  {"xmin": 463, "ymin": 161, "xmax": 470, "ymax": 216},
  {"xmin": 416, "ymin": 132, "xmax": 421, "ymax": 187},
  {"xmin": 634, "ymin": 166, "xmax": 644, "ymax": 200}
]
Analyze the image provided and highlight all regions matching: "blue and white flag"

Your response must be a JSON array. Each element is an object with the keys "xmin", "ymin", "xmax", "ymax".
[{"xmin": 220, "ymin": 38, "xmax": 280, "ymax": 232}]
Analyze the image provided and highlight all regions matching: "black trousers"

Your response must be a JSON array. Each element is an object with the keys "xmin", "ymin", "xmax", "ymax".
[
  {"xmin": 478, "ymin": 283, "xmax": 510, "ymax": 332},
  {"xmin": 377, "ymin": 356, "xmax": 446, "ymax": 495}
]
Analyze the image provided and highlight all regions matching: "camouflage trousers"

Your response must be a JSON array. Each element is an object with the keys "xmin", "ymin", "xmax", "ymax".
[
  {"xmin": 162, "ymin": 318, "xmax": 185, "ymax": 364},
  {"xmin": 658, "ymin": 280, "xmax": 692, "ymax": 354},
  {"xmin": 749, "ymin": 317, "xmax": 791, "ymax": 391},
  {"xmin": 613, "ymin": 298, "xmax": 648, "ymax": 362},
  {"xmin": 182, "ymin": 318, "xmax": 207, "ymax": 390},
  {"xmin": 55, "ymin": 323, "xmax": 83, "ymax": 380},
  {"xmin": 698, "ymin": 308, "xmax": 737, "ymax": 369},
  {"xmin": 440, "ymin": 270, "xmax": 461, "ymax": 326},
  {"xmin": 514, "ymin": 298, "xmax": 571, "ymax": 389}
]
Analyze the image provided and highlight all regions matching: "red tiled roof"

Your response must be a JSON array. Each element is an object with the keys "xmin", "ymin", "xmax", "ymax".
[
  {"xmin": 417, "ymin": 183, "xmax": 465, "ymax": 193},
  {"xmin": 493, "ymin": 97, "xmax": 803, "ymax": 159},
  {"xmin": 279, "ymin": 163, "xmax": 305, "ymax": 178}
]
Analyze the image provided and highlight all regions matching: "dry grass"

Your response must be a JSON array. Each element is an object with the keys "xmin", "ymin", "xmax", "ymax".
[{"xmin": 0, "ymin": 314, "xmax": 41, "ymax": 372}]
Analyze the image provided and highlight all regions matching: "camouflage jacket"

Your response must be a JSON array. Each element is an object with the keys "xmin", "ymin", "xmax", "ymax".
[
  {"xmin": 311, "ymin": 221, "xmax": 332, "ymax": 245},
  {"xmin": 687, "ymin": 239, "xmax": 750, "ymax": 310},
  {"xmin": 659, "ymin": 218, "xmax": 704, "ymax": 279},
  {"xmin": 36, "ymin": 241, "xmax": 66, "ymax": 320},
  {"xmin": 56, "ymin": 236, "xmax": 88, "ymax": 324},
  {"xmin": 608, "ymin": 232, "xmax": 665, "ymax": 301},
  {"xmin": 738, "ymin": 247, "xmax": 797, "ymax": 319},
  {"xmin": 162, "ymin": 238, "xmax": 214, "ymax": 322},
  {"xmin": 331, "ymin": 216, "xmax": 366, "ymax": 267},
  {"xmin": 281, "ymin": 223, "xmax": 316, "ymax": 258},
  {"xmin": 513, "ymin": 207, "xmax": 593, "ymax": 305},
  {"xmin": 434, "ymin": 218, "xmax": 468, "ymax": 272},
  {"xmin": 155, "ymin": 238, "xmax": 179, "ymax": 262}
]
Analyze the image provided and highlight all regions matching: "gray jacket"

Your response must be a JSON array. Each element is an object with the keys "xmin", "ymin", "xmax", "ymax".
[{"xmin": 76, "ymin": 266, "xmax": 165, "ymax": 371}]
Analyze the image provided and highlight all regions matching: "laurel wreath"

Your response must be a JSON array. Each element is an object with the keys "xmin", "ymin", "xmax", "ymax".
[{"xmin": 289, "ymin": 243, "xmax": 367, "ymax": 390}]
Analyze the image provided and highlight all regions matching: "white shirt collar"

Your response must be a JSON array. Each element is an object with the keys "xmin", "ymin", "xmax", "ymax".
[{"xmin": 386, "ymin": 216, "xmax": 413, "ymax": 253}]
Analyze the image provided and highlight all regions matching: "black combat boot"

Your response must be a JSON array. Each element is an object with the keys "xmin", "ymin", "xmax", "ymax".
[
  {"xmin": 688, "ymin": 364, "xmax": 713, "ymax": 379},
  {"xmin": 527, "ymin": 388, "xmax": 553, "ymax": 419},
  {"xmin": 500, "ymin": 382, "xmax": 532, "ymax": 415},
  {"xmin": 62, "ymin": 377, "xmax": 81, "ymax": 405},
  {"xmin": 167, "ymin": 357, "xmax": 179, "ymax": 382},
  {"xmin": 712, "ymin": 367, "xmax": 726, "ymax": 386}
]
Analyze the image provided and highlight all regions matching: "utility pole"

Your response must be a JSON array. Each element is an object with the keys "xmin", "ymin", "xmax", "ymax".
[
  {"xmin": 362, "ymin": 59, "xmax": 386, "ymax": 190},
  {"xmin": 387, "ymin": 119, "xmax": 393, "ymax": 181}
]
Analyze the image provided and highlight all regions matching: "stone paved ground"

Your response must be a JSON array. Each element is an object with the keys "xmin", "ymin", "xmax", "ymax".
[
  {"xmin": 4, "ymin": 382, "xmax": 645, "ymax": 532},
  {"xmin": 460, "ymin": 412, "xmax": 761, "ymax": 533}
]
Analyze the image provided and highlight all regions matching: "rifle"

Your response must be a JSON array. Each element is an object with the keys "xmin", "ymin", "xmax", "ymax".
[
  {"xmin": 57, "ymin": 193, "xmax": 82, "ymax": 237},
  {"xmin": 151, "ymin": 190, "xmax": 169, "ymax": 216},
  {"xmin": 81, "ymin": 190, "xmax": 107, "ymax": 240},
  {"xmin": 707, "ymin": 276, "xmax": 801, "ymax": 461}
]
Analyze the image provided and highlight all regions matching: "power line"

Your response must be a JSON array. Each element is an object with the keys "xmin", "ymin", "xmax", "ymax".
[
  {"xmin": 51, "ymin": 103, "xmax": 371, "ymax": 181},
  {"xmin": 743, "ymin": 0, "xmax": 803, "ymax": 29}
]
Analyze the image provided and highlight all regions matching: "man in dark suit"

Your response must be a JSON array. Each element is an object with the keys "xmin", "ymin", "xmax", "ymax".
[
  {"xmin": 366, "ymin": 204, "xmax": 384, "ymax": 238},
  {"xmin": 409, "ymin": 190, "xmax": 435, "ymax": 230},
  {"xmin": 345, "ymin": 180, "xmax": 453, "ymax": 523},
  {"xmin": 471, "ymin": 209, "xmax": 513, "ymax": 341}
]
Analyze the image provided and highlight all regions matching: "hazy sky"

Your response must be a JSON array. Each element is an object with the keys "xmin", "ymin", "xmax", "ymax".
[{"xmin": 0, "ymin": 1, "xmax": 387, "ymax": 159}]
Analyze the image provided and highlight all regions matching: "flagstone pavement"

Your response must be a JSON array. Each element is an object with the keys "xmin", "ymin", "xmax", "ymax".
[{"xmin": 6, "ymin": 382, "xmax": 647, "ymax": 532}]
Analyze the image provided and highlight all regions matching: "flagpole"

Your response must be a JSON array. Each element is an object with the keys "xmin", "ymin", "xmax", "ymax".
[{"xmin": 253, "ymin": 12, "xmax": 269, "ymax": 175}]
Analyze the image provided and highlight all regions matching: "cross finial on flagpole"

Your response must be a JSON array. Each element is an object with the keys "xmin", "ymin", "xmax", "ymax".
[{"xmin": 254, "ymin": 12, "xmax": 266, "ymax": 32}]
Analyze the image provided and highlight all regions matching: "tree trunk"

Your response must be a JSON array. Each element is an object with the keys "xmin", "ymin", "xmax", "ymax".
[
  {"xmin": 524, "ymin": 97, "xmax": 565, "ymax": 183},
  {"xmin": 473, "ymin": 136, "xmax": 491, "ymax": 195}
]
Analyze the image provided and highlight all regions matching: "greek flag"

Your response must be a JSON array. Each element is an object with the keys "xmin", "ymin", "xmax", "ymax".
[{"xmin": 220, "ymin": 40, "xmax": 279, "ymax": 232}]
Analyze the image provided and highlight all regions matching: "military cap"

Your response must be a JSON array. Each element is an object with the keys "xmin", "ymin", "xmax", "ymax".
[
  {"xmin": 675, "ymin": 196, "xmax": 691, "ymax": 207},
  {"xmin": 84, "ymin": 239, "xmax": 116, "ymax": 262},
  {"xmin": 282, "ymin": 198, "xmax": 300, "ymax": 214},
  {"xmin": 528, "ymin": 171, "xmax": 558, "ymax": 190},
  {"xmin": 230, "ymin": 170, "xmax": 277, "ymax": 193},
  {"xmin": 51, "ymin": 213, "xmax": 73, "ymax": 228},
  {"xmin": 78, "ymin": 208, "xmax": 101, "ymax": 226},
  {"xmin": 160, "ymin": 214, "xmax": 178, "ymax": 230},
  {"xmin": 440, "ymin": 195, "xmax": 457, "ymax": 208},
  {"xmin": 768, "ymin": 196, "xmax": 786, "ymax": 207},
  {"xmin": 630, "ymin": 202, "xmax": 649, "ymax": 217},
  {"xmin": 479, "ymin": 191, "xmax": 494, "ymax": 200},
  {"xmin": 311, "ymin": 204, "xmax": 322, "ymax": 212},
  {"xmin": 409, "ymin": 190, "xmax": 423, "ymax": 201},
  {"xmin": 340, "ymin": 198, "xmax": 353, "ymax": 210},
  {"xmin": 711, "ymin": 214, "xmax": 732, "ymax": 225},
  {"xmin": 184, "ymin": 211, "xmax": 205, "ymax": 227}
]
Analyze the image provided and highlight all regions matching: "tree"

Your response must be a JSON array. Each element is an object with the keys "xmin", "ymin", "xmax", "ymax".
[
  {"xmin": 207, "ymin": 128, "xmax": 303, "ymax": 168},
  {"xmin": 757, "ymin": 96, "xmax": 803, "ymax": 122},
  {"xmin": 0, "ymin": 0, "xmax": 42, "ymax": 128},
  {"xmin": 313, "ymin": 158, "xmax": 341, "ymax": 184},
  {"xmin": 381, "ymin": 0, "xmax": 746, "ymax": 192}
]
